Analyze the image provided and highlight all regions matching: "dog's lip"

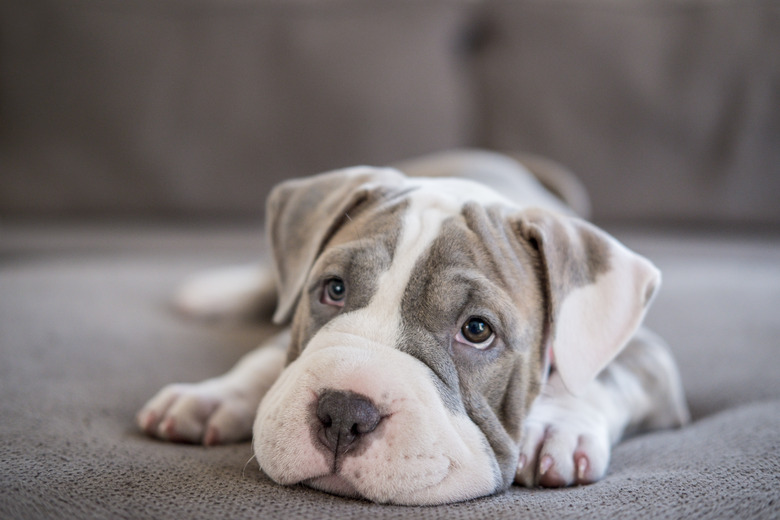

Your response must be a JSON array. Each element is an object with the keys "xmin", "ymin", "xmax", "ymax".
[
  {"xmin": 304, "ymin": 457, "xmax": 456, "ymax": 504},
  {"xmin": 304, "ymin": 474, "xmax": 361, "ymax": 499}
]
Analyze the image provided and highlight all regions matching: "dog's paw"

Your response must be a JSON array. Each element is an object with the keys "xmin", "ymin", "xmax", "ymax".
[
  {"xmin": 514, "ymin": 413, "xmax": 611, "ymax": 488},
  {"xmin": 137, "ymin": 382, "xmax": 255, "ymax": 446}
]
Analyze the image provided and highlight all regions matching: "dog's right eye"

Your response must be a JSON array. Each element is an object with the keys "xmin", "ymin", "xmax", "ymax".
[{"xmin": 321, "ymin": 278, "xmax": 347, "ymax": 307}]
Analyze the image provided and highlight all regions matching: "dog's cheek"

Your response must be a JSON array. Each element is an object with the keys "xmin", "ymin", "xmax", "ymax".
[
  {"xmin": 334, "ymin": 407, "xmax": 498, "ymax": 504},
  {"xmin": 337, "ymin": 422, "xmax": 453, "ymax": 502},
  {"xmin": 252, "ymin": 366, "xmax": 330, "ymax": 484}
]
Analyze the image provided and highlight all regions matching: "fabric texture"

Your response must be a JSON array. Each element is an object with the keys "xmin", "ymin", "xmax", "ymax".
[
  {"xmin": 474, "ymin": 0, "xmax": 780, "ymax": 224},
  {"xmin": 1, "ymin": 223, "xmax": 778, "ymax": 519},
  {"xmin": 2, "ymin": 0, "xmax": 779, "ymax": 224},
  {"xmin": 0, "ymin": 0, "xmax": 476, "ymax": 216}
]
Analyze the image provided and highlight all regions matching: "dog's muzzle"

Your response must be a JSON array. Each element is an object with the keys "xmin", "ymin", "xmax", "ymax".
[{"xmin": 253, "ymin": 337, "xmax": 501, "ymax": 504}]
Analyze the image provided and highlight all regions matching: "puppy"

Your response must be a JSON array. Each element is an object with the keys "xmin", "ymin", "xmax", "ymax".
[{"xmin": 137, "ymin": 149, "xmax": 689, "ymax": 505}]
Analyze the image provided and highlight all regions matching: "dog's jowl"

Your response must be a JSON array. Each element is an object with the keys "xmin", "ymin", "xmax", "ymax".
[{"xmin": 137, "ymin": 150, "xmax": 689, "ymax": 505}]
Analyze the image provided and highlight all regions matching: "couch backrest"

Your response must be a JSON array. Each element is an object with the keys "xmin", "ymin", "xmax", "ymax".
[
  {"xmin": 2, "ymin": 0, "xmax": 778, "ymax": 225},
  {"xmin": 474, "ymin": 0, "xmax": 780, "ymax": 226}
]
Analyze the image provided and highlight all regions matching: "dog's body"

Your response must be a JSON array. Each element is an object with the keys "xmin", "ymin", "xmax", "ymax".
[{"xmin": 137, "ymin": 150, "xmax": 689, "ymax": 505}]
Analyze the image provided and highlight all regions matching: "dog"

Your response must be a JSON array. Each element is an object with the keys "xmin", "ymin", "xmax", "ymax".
[{"xmin": 137, "ymin": 149, "xmax": 689, "ymax": 505}]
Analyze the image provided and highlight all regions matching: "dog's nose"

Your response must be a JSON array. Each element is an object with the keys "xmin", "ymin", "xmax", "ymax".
[{"xmin": 316, "ymin": 390, "xmax": 381, "ymax": 456}]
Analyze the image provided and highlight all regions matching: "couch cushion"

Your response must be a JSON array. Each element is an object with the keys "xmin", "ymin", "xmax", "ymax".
[{"xmin": 1, "ymin": 222, "xmax": 778, "ymax": 518}]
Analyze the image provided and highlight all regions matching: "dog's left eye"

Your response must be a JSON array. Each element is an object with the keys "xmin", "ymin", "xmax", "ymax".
[
  {"xmin": 321, "ymin": 277, "xmax": 347, "ymax": 307},
  {"xmin": 456, "ymin": 317, "xmax": 495, "ymax": 349}
]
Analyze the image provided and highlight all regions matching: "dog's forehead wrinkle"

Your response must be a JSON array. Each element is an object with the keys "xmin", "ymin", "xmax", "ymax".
[
  {"xmin": 421, "ymin": 215, "xmax": 535, "ymax": 325},
  {"xmin": 459, "ymin": 202, "xmax": 536, "ymax": 293}
]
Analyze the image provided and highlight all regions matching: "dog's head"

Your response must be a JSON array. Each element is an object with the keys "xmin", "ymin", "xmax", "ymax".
[{"xmin": 253, "ymin": 167, "xmax": 659, "ymax": 504}]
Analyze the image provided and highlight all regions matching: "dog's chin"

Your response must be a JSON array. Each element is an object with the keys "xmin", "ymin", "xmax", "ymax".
[{"xmin": 304, "ymin": 474, "xmax": 362, "ymax": 500}]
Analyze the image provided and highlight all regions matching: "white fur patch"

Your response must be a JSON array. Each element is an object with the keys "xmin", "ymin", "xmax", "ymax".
[{"xmin": 553, "ymin": 237, "xmax": 660, "ymax": 395}]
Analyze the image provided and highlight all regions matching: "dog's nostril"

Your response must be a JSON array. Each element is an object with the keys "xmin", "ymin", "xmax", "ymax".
[{"xmin": 316, "ymin": 390, "xmax": 381, "ymax": 456}]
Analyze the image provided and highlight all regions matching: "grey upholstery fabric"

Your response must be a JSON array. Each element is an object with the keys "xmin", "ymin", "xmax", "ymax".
[
  {"xmin": 1, "ymin": 223, "xmax": 778, "ymax": 519},
  {"xmin": 2, "ymin": 0, "xmax": 778, "ymax": 223},
  {"xmin": 475, "ymin": 0, "xmax": 780, "ymax": 225},
  {"xmin": 0, "ymin": 0, "xmax": 475, "ymax": 216}
]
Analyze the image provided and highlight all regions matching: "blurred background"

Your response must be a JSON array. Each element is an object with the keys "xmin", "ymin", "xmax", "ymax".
[{"xmin": 2, "ymin": 0, "xmax": 778, "ymax": 226}]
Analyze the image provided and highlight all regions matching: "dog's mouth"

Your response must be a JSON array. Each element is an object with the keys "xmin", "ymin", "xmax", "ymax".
[
  {"xmin": 302, "ymin": 458, "xmax": 461, "ymax": 505},
  {"xmin": 304, "ymin": 474, "xmax": 361, "ymax": 499}
]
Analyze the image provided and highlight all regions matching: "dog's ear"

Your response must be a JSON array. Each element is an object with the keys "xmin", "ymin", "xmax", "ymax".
[
  {"xmin": 266, "ymin": 167, "xmax": 406, "ymax": 324},
  {"xmin": 515, "ymin": 208, "xmax": 661, "ymax": 395}
]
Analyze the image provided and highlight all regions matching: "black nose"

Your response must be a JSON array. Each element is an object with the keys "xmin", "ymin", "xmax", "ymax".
[{"xmin": 316, "ymin": 390, "xmax": 382, "ymax": 456}]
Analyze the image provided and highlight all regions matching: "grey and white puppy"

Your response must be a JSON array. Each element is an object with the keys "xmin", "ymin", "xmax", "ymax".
[{"xmin": 138, "ymin": 149, "xmax": 689, "ymax": 505}]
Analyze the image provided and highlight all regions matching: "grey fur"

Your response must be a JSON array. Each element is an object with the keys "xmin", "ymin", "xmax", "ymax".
[{"xmin": 398, "ymin": 204, "xmax": 548, "ymax": 491}]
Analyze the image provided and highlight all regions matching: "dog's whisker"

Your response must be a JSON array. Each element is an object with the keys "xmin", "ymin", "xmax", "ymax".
[
  {"xmin": 242, "ymin": 448, "xmax": 257, "ymax": 478},
  {"xmin": 344, "ymin": 211, "xmax": 367, "ymax": 249}
]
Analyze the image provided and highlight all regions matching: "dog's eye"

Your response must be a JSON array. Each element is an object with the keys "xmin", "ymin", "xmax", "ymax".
[
  {"xmin": 456, "ymin": 317, "xmax": 495, "ymax": 349},
  {"xmin": 321, "ymin": 277, "xmax": 346, "ymax": 307}
]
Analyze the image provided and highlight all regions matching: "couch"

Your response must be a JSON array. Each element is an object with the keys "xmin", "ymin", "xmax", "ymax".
[{"xmin": 1, "ymin": 0, "xmax": 778, "ymax": 518}]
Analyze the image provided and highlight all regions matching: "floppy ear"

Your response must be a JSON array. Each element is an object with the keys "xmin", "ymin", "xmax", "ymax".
[
  {"xmin": 266, "ymin": 166, "xmax": 406, "ymax": 324},
  {"xmin": 515, "ymin": 208, "xmax": 661, "ymax": 395}
]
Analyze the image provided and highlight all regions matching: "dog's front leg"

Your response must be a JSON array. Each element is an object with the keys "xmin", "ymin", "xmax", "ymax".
[
  {"xmin": 515, "ymin": 329, "xmax": 689, "ymax": 487},
  {"xmin": 137, "ymin": 331, "xmax": 289, "ymax": 445}
]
